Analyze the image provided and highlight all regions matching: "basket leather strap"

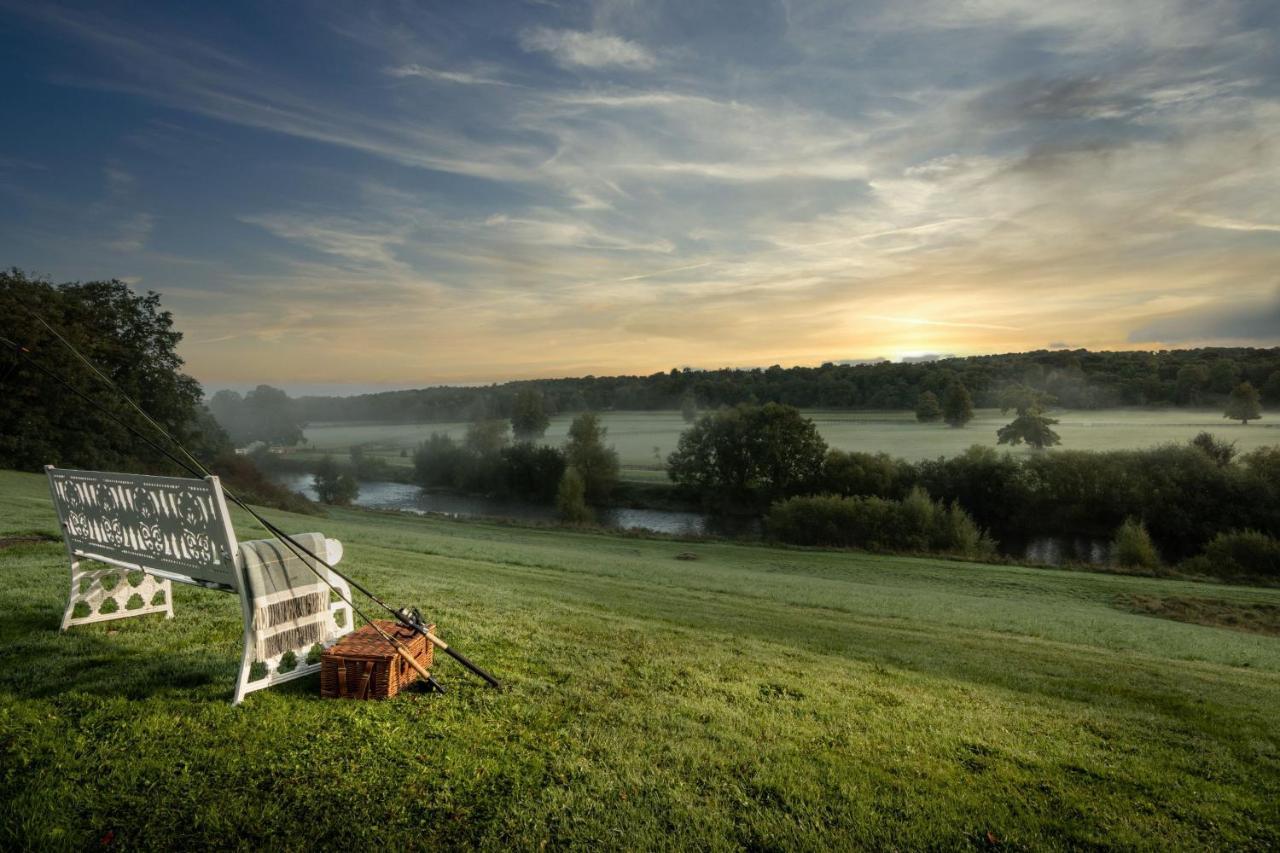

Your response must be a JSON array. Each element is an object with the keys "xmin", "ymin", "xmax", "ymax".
[{"xmin": 356, "ymin": 660, "xmax": 373, "ymax": 699}]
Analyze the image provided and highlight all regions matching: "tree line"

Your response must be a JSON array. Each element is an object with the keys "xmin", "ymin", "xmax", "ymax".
[
  {"xmin": 666, "ymin": 402, "xmax": 1280, "ymax": 577},
  {"xmin": 274, "ymin": 347, "xmax": 1280, "ymax": 426}
]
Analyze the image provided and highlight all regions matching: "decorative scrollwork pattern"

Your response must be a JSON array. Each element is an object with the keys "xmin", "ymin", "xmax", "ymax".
[{"xmin": 47, "ymin": 468, "xmax": 237, "ymax": 589}]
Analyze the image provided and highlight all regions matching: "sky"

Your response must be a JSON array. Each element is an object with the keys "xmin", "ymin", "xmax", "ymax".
[{"xmin": 1, "ymin": 0, "xmax": 1278, "ymax": 393}]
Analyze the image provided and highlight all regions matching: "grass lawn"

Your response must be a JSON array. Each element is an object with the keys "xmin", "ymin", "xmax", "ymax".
[
  {"xmin": 1, "ymin": 468, "xmax": 1279, "ymax": 849},
  {"xmin": 298, "ymin": 409, "xmax": 1280, "ymax": 483}
]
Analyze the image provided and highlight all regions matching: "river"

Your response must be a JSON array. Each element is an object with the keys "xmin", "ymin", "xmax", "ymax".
[{"xmin": 275, "ymin": 474, "xmax": 1111, "ymax": 566}]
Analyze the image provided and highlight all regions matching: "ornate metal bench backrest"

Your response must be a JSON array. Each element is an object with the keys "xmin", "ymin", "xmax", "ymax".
[
  {"xmin": 46, "ymin": 466, "xmax": 239, "ymax": 591},
  {"xmin": 45, "ymin": 466, "xmax": 355, "ymax": 704}
]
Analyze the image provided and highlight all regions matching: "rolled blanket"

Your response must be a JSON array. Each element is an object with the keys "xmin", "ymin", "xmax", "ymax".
[{"xmin": 239, "ymin": 533, "xmax": 331, "ymax": 660}]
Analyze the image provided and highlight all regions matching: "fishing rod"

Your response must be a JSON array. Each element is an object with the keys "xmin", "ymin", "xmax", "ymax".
[
  {"xmin": 5, "ymin": 320, "xmax": 502, "ymax": 689},
  {"xmin": 2, "ymin": 331, "xmax": 442, "ymax": 686}
]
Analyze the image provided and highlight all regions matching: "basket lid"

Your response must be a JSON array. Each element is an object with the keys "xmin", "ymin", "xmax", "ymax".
[{"xmin": 324, "ymin": 620, "xmax": 429, "ymax": 659}]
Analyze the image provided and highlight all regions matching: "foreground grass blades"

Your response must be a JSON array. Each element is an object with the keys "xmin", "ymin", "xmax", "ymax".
[{"xmin": 1, "ymin": 469, "xmax": 1278, "ymax": 849}]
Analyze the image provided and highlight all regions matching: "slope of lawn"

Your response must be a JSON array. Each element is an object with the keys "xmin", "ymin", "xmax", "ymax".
[{"xmin": 1, "ymin": 468, "xmax": 1278, "ymax": 849}]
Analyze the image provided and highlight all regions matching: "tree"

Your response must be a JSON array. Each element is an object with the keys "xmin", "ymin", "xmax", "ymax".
[
  {"xmin": 942, "ymin": 383, "xmax": 974, "ymax": 428},
  {"xmin": 209, "ymin": 385, "xmax": 304, "ymax": 447},
  {"xmin": 996, "ymin": 383, "xmax": 1060, "ymax": 449},
  {"xmin": 667, "ymin": 403, "xmax": 827, "ymax": 509},
  {"xmin": 1224, "ymin": 382, "xmax": 1263, "ymax": 425},
  {"xmin": 1, "ymin": 269, "xmax": 205, "ymax": 472},
  {"xmin": 501, "ymin": 442, "xmax": 565, "ymax": 502},
  {"xmin": 1263, "ymin": 370, "xmax": 1280, "ymax": 406},
  {"xmin": 680, "ymin": 391, "xmax": 698, "ymax": 423},
  {"xmin": 413, "ymin": 433, "xmax": 466, "ymax": 489},
  {"xmin": 465, "ymin": 418, "xmax": 510, "ymax": 455},
  {"xmin": 564, "ymin": 413, "xmax": 619, "ymax": 504},
  {"xmin": 1175, "ymin": 364, "xmax": 1209, "ymax": 405},
  {"xmin": 555, "ymin": 466, "xmax": 593, "ymax": 524},
  {"xmin": 510, "ymin": 388, "xmax": 550, "ymax": 441},
  {"xmin": 313, "ymin": 456, "xmax": 358, "ymax": 505},
  {"xmin": 242, "ymin": 385, "xmax": 304, "ymax": 446},
  {"xmin": 914, "ymin": 391, "xmax": 942, "ymax": 423},
  {"xmin": 1209, "ymin": 359, "xmax": 1240, "ymax": 394},
  {"xmin": 998, "ymin": 383, "xmax": 1054, "ymax": 417},
  {"xmin": 996, "ymin": 412, "xmax": 1061, "ymax": 449},
  {"xmin": 207, "ymin": 389, "xmax": 249, "ymax": 442}
]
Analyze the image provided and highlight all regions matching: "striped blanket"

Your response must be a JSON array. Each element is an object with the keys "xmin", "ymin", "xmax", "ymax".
[{"xmin": 239, "ymin": 533, "xmax": 331, "ymax": 661}]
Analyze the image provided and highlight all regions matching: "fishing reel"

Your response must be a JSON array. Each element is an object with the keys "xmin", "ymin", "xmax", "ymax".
[
  {"xmin": 394, "ymin": 606, "xmax": 446, "ymax": 694},
  {"xmin": 395, "ymin": 606, "xmax": 428, "ymax": 634}
]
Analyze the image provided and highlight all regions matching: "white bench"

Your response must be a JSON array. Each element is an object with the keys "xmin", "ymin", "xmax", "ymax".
[{"xmin": 45, "ymin": 466, "xmax": 353, "ymax": 704}]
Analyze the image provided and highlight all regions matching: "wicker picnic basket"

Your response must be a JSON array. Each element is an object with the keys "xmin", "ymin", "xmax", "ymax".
[{"xmin": 320, "ymin": 620, "xmax": 434, "ymax": 700}]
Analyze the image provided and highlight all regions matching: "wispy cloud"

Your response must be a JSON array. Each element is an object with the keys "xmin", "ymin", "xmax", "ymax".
[
  {"xmin": 519, "ymin": 27, "xmax": 656, "ymax": 70},
  {"xmin": 383, "ymin": 63, "xmax": 515, "ymax": 87},
  {"xmin": 106, "ymin": 212, "xmax": 154, "ymax": 252}
]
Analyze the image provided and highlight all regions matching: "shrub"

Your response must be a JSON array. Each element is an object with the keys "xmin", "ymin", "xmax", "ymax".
[
  {"xmin": 1112, "ymin": 518, "xmax": 1159, "ymax": 570},
  {"xmin": 501, "ymin": 442, "xmax": 566, "ymax": 502},
  {"xmin": 766, "ymin": 488, "xmax": 993, "ymax": 558},
  {"xmin": 1200, "ymin": 530, "xmax": 1280, "ymax": 577},
  {"xmin": 822, "ymin": 450, "xmax": 913, "ymax": 499},
  {"xmin": 915, "ymin": 445, "xmax": 1029, "ymax": 533},
  {"xmin": 413, "ymin": 433, "xmax": 467, "ymax": 489},
  {"xmin": 312, "ymin": 456, "xmax": 358, "ymax": 506},
  {"xmin": 556, "ymin": 467, "xmax": 593, "ymax": 524},
  {"xmin": 1189, "ymin": 432, "xmax": 1236, "ymax": 467}
]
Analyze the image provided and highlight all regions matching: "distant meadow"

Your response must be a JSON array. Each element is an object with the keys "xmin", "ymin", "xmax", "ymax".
[{"xmin": 297, "ymin": 408, "xmax": 1280, "ymax": 481}]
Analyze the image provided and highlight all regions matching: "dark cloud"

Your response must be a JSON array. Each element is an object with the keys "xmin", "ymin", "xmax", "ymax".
[
  {"xmin": 1048, "ymin": 342, "xmax": 1073, "ymax": 350},
  {"xmin": 1129, "ymin": 289, "xmax": 1280, "ymax": 343},
  {"xmin": 974, "ymin": 76, "xmax": 1140, "ymax": 123}
]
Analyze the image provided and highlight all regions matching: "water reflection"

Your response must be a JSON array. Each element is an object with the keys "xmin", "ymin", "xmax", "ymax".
[
  {"xmin": 999, "ymin": 535, "xmax": 1111, "ymax": 566},
  {"xmin": 277, "ymin": 474, "xmax": 716, "ymax": 536},
  {"xmin": 276, "ymin": 474, "xmax": 1106, "ymax": 565}
]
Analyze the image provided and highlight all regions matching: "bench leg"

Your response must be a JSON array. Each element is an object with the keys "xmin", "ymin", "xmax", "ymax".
[{"xmin": 61, "ymin": 560, "xmax": 174, "ymax": 631}]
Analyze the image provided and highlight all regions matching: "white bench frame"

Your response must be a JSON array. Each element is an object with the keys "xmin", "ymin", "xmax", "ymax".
[{"xmin": 46, "ymin": 466, "xmax": 353, "ymax": 704}]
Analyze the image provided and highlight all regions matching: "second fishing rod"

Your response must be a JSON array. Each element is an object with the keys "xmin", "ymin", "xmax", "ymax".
[{"xmin": 6, "ymin": 321, "xmax": 502, "ymax": 689}]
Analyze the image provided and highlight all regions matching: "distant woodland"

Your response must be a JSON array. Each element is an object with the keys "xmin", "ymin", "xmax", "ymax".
[{"xmin": 281, "ymin": 348, "xmax": 1280, "ymax": 425}]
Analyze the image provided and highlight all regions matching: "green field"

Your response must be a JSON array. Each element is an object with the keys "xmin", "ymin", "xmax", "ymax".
[
  {"xmin": 297, "ymin": 408, "xmax": 1280, "ymax": 482},
  {"xmin": 2, "ymin": 468, "xmax": 1279, "ymax": 848}
]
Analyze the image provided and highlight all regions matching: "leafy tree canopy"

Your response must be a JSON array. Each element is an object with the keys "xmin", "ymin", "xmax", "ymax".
[
  {"xmin": 208, "ymin": 385, "xmax": 305, "ymax": 447},
  {"xmin": 1224, "ymin": 382, "xmax": 1263, "ymax": 425},
  {"xmin": 942, "ymin": 383, "xmax": 975, "ymax": 428},
  {"xmin": 915, "ymin": 391, "xmax": 942, "ymax": 423},
  {"xmin": 680, "ymin": 391, "xmax": 698, "ymax": 423},
  {"xmin": 312, "ymin": 455, "xmax": 358, "ymax": 505},
  {"xmin": 1, "ymin": 268, "xmax": 214, "ymax": 472},
  {"xmin": 565, "ymin": 413, "xmax": 619, "ymax": 504},
  {"xmin": 997, "ymin": 383, "xmax": 1055, "ymax": 416},
  {"xmin": 511, "ymin": 388, "xmax": 550, "ymax": 440},
  {"xmin": 996, "ymin": 412, "xmax": 1062, "ymax": 450},
  {"xmin": 668, "ymin": 403, "xmax": 827, "ymax": 509},
  {"xmin": 466, "ymin": 419, "xmax": 511, "ymax": 455}
]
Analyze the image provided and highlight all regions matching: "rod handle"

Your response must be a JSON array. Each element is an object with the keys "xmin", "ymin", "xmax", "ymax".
[{"xmin": 396, "ymin": 644, "xmax": 432, "ymax": 682}]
